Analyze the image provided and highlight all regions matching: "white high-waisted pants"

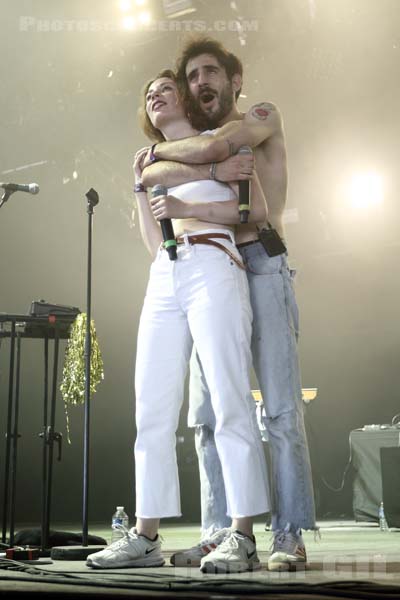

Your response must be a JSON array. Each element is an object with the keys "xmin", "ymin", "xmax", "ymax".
[{"xmin": 134, "ymin": 230, "xmax": 269, "ymax": 519}]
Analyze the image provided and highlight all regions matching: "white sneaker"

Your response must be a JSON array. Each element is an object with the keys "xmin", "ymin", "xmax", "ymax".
[
  {"xmin": 170, "ymin": 527, "xmax": 231, "ymax": 567},
  {"xmin": 200, "ymin": 530, "xmax": 261, "ymax": 574},
  {"xmin": 86, "ymin": 526, "xmax": 164, "ymax": 569},
  {"xmin": 267, "ymin": 526, "xmax": 307, "ymax": 571}
]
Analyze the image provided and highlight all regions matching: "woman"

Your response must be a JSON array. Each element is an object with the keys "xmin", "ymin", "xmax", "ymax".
[{"xmin": 87, "ymin": 70, "xmax": 269, "ymax": 574}]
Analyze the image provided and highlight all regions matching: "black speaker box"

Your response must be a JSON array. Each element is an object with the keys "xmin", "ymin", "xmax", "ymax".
[{"xmin": 380, "ymin": 446, "xmax": 400, "ymax": 528}]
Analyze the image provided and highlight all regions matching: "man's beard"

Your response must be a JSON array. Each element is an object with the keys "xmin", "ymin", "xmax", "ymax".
[{"xmin": 186, "ymin": 82, "xmax": 234, "ymax": 131}]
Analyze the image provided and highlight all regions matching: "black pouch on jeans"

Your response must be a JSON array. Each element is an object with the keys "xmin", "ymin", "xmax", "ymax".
[{"xmin": 258, "ymin": 227, "xmax": 287, "ymax": 257}]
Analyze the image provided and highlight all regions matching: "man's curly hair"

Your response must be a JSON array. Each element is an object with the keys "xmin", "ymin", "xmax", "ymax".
[{"xmin": 175, "ymin": 36, "xmax": 243, "ymax": 130}]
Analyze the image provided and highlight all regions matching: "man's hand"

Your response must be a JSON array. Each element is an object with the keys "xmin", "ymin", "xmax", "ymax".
[
  {"xmin": 215, "ymin": 153, "xmax": 254, "ymax": 183},
  {"xmin": 150, "ymin": 194, "xmax": 191, "ymax": 220}
]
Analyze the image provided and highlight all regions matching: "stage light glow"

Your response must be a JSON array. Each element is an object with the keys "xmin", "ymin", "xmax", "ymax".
[
  {"xmin": 120, "ymin": 0, "xmax": 132, "ymax": 11},
  {"xmin": 136, "ymin": 0, "xmax": 147, "ymax": 5},
  {"xmin": 122, "ymin": 15, "xmax": 136, "ymax": 29},
  {"xmin": 138, "ymin": 10, "xmax": 151, "ymax": 24},
  {"xmin": 348, "ymin": 171, "xmax": 384, "ymax": 209},
  {"xmin": 162, "ymin": 0, "xmax": 196, "ymax": 18}
]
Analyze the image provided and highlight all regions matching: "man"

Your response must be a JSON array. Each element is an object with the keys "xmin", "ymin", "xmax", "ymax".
[{"xmin": 139, "ymin": 37, "xmax": 316, "ymax": 571}]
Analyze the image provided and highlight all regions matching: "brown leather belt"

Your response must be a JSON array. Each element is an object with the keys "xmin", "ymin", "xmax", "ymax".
[{"xmin": 175, "ymin": 232, "xmax": 245, "ymax": 270}]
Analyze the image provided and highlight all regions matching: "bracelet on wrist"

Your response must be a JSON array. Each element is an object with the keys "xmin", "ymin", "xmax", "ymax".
[
  {"xmin": 134, "ymin": 182, "xmax": 146, "ymax": 193},
  {"xmin": 209, "ymin": 162, "xmax": 217, "ymax": 180},
  {"xmin": 149, "ymin": 144, "xmax": 159, "ymax": 164}
]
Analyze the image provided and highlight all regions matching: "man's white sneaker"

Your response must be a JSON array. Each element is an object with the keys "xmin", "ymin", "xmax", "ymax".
[
  {"xmin": 267, "ymin": 527, "xmax": 307, "ymax": 571},
  {"xmin": 170, "ymin": 527, "xmax": 231, "ymax": 567},
  {"xmin": 86, "ymin": 526, "xmax": 164, "ymax": 569},
  {"xmin": 200, "ymin": 530, "xmax": 261, "ymax": 574}
]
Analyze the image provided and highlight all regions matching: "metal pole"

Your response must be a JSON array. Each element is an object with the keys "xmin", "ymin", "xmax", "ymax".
[
  {"xmin": 82, "ymin": 188, "xmax": 99, "ymax": 547},
  {"xmin": 2, "ymin": 320, "xmax": 16, "ymax": 544}
]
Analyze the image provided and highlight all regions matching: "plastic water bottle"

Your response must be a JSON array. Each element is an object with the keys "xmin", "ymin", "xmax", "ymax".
[
  {"xmin": 378, "ymin": 502, "xmax": 388, "ymax": 531},
  {"xmin": 111, "ymin": 506, "xmax": 129, "ymax": 543}
]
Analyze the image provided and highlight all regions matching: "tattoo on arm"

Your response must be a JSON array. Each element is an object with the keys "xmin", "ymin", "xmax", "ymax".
[
  {"xmin": 251, "ymin": 102, "xmax": 276, "ymax": 120},
  {"xmin": 226, "ymin": 139, "xmax": 235, "ymax": 156}
]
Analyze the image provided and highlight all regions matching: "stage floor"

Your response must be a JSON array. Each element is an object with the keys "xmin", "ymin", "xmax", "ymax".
[{"xmin": 1, "ymin": 520, "xmax": 399, "ymax": 599}]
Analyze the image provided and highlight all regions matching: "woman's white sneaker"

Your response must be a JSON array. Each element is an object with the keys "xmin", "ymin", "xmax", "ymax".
[
  {"xmin": 86, "ymin": 526, "xmax": 164, "ymax": 569},
  {"xmin": 200, "ymin": 530, "xmax": 261, "ymax": 574}
]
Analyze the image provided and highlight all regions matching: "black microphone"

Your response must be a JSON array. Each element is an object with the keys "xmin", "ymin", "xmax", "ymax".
[
  {"xmin": 151, "ymin": 184, "xmax": 177, "ymax": 261},
  {"xmin": 0, "ymin": 182, "xmax": 39, "ymax": 194},
  {"xmin": 237, "ymin": 146, "xmax": 253, "ymax": 224}
]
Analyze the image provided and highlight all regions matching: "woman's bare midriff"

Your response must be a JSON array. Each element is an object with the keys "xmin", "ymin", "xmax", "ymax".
[{"xmin": 173, "ymin": 218, "xmax": 234, "ymax": 238}]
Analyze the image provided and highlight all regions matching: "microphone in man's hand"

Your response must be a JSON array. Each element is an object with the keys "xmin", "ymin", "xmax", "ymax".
[
  {"xmin": 237, "ymin": 146, "xmax": 253, "ymax": 224},
  {"xmin": 151, "ymin": 184, "xmax": 177, "ymax": 261},
  {"xmin": 0, "ymin": 182, "xmax": 39, "ymax": 194}
]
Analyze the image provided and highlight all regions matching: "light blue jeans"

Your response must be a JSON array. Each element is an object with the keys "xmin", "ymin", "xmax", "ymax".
[{"xmin": 188, "ymin": 242, "xmax": 316, "ymax": 537}]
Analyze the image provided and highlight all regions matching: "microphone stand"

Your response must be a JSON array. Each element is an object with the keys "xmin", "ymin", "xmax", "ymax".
[
  {"xmin": 82, "ymin": 188, "xmax": 99, "ymax": 547},
  {"xmin": 51, "ymin": 188, "xmax": 105, "ymax": 559}
]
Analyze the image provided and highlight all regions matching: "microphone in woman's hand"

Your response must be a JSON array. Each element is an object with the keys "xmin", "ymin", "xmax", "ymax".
[{"xmin": 151, "ymin": 184, "xmax": 177, "ymax": 261}]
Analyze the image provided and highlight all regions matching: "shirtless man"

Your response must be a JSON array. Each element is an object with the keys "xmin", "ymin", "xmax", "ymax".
[{"xmin": 138, "ymin": 37, "xmax": 316, "ymax": 572}]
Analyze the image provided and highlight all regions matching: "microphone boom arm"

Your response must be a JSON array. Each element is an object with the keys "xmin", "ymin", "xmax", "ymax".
[{"xmin": 0, "ymin": 189, "xmax": 14, "ymax": 209}]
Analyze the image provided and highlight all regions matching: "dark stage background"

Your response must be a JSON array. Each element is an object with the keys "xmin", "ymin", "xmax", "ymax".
[{"xmin": 1, "ymin": 0, "xmax": 399, "ymax": 528}]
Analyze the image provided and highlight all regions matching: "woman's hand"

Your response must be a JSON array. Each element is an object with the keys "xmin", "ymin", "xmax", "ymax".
[
  {"xmin": 150, "ymin": 194, "xmax": 191, "ymax": 220},
  {"xmin": 133, "ymin": 147, "xmax": 150, "ymax": 183}
]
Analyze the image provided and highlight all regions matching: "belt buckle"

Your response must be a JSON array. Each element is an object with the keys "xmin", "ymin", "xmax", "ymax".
[{"xmin": 181, "ymin": 233, "xmax": 190, "ymax": 248}]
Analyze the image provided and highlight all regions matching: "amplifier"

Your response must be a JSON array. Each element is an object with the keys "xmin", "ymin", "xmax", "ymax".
[{"xmin": 29, "ymin": 299, "xmax": 80, "ymax": 317}]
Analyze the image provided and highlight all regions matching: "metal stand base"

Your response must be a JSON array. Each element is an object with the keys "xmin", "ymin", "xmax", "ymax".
[{"xmin": 50, "ymin": 545, "xmax": 106, "ymax": 561}]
